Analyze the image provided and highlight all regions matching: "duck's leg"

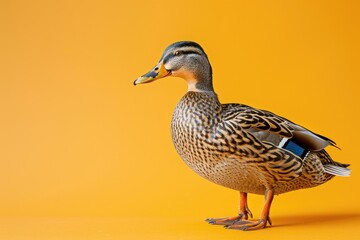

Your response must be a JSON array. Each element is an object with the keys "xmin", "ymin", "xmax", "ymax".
[
  {"xmin": 206, "ymin": 192, "xmax": 253, "ymax": 225},
  {"xmin": 225, "ymin": 189, "xmax": 274, "ymax": 231}
]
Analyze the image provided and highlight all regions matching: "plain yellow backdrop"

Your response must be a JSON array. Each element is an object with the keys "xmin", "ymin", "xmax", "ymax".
[{"xmin": 0, "ymin": 0, "xmax": 359, "ymax": 239}]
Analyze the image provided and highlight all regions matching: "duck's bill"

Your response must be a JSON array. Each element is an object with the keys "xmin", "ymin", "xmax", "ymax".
[{"xmin": 133, "ymin": 63, "xmax": 171, "ymax": 85}]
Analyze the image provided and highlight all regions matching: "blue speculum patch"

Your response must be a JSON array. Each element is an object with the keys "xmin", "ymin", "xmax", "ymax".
[{"xmin": 283, "ymin": 140, "xmax": 309, "ymax": 159}]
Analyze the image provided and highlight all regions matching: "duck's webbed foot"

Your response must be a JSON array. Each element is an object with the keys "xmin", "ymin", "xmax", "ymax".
[
  {"xmin": 225, "ymin": 189, "xmax": 274, "ymax": 231},
  {"xmin": 205, "ymin": 210, "xmax": 252, "ymax": 225},
  {"xmin": 205, "ymin": 192, "xmax": 252, "ymax": 225},
  {"xmin": 207, "ymin": 189, "xmax": 275, "ymax": 231},
  {"xmin": 225, "ymin": 217, "xmax": 271, "ymax": 231}
]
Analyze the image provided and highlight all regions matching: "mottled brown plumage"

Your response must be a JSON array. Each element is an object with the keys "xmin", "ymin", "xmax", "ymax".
[
  {"xmin": 172, "ymin": 91, "xmax": 347, "ymax": 193},
  {"xmin": 134, "ymin": 41, "xmax": 350, "ymax": 230}
]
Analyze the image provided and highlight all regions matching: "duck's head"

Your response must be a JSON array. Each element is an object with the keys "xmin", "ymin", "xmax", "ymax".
[{"xmin": 134, "ymin": 41, "xmax": 213, "ymax": 92}]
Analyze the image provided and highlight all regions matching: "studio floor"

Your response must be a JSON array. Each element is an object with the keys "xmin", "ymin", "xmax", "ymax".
[{"xmin": 1, "ymin": 212, "xmax": 360, "ymax": 240}]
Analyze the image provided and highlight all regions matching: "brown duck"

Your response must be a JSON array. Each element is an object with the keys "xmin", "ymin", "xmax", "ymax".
[{"xmin": 133, "ymin": 41, "xmax": 350, "ymax": 230}]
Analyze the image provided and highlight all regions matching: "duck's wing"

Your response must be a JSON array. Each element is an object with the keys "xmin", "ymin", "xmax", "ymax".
[
  {"xmin": 222, "ymin": 103, "xmax": 336, "ymax": 151},
  {"xmin": 219, "ymin": 103, "xmax": 337, "ymax": 184}
]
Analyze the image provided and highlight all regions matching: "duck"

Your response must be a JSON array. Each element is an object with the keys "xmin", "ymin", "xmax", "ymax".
[{"xmin": 133, "ymin": 41, "xmax": 350, "ymax": 230}]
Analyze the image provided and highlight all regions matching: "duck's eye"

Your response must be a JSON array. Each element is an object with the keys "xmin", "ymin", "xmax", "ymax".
[{"xmin": 174, "ymin": 51, "xmax": 182, "ymax": 56}]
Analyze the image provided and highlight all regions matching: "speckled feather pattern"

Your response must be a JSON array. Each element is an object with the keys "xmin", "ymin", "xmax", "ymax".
[{"xmin": 171, "ymin": 91, "xmax": 344, "ymax": 195}]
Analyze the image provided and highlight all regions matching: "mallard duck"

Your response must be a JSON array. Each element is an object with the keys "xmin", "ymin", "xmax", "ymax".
[{"xmin": 133, "ymin": 41, "xmax": 350, "ymax": 230}]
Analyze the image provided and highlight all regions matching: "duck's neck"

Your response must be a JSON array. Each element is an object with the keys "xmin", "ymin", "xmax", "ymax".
[
  {"xmin": 186, "ymin": 72, "xmax": 214, "ymax": 92},
  {"xmin": 195, "ymin": 79, "xmax": 214, "ymax": 92},
  {"xmin": 186, "ymin": 59, "xmax": 214, "ymax": 92},
  {"xmin": 187, "ymin": 79, "xmax": 214, "ymax": 92}
]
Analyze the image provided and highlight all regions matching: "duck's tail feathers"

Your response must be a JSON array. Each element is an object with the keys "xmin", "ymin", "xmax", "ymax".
[{"xmin": 323, "ymin": 164, "xmax": 351, "ymax": 177}]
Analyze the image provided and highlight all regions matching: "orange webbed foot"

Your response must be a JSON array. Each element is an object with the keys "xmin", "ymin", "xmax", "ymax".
[
  {"xmin": 205, "ymin": 209, "xmax": 253, "ymax": 225},
  {"xmin": 225, "ymin": 217, "xmax": 272, "ymax": 231},
  {"xmin": 207, "ymin": 190, "xmax": 274, "ymax": 231},
  {"xmin": 206, "ymin": 192, "xmax": 253, "ymax": 225}
]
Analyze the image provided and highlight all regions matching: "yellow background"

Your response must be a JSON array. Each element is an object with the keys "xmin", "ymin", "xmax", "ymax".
[{"xmin": 0, "ymin": 0, "xmax": 359, "ymax": 239}]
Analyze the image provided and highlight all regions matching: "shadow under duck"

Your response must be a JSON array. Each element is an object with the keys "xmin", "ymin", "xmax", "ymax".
[{"xmin": 133, "ymin": 41, "xmax": 350, "ymax": 230}]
